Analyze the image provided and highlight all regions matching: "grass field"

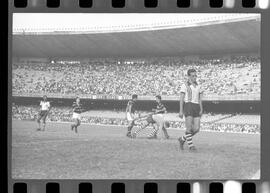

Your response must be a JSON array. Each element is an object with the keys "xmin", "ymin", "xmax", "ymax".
[{"xmin": 12, "ymin": 120, "xmax": 260, "ymax": 179}]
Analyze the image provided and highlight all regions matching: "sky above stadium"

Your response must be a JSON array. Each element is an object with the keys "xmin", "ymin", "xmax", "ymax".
[{"xmin": 13, "ymin": 13, "xmax": 260, "ymax": 33}]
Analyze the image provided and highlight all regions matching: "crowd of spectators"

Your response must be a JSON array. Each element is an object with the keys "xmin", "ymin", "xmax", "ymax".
[
  {"xmin": 12, "ymin": 105, "xmax": 260, "ymax": 134},
  {"xmin": 12, "ymin": 55, "xmax": 260, "ymax": 97}
]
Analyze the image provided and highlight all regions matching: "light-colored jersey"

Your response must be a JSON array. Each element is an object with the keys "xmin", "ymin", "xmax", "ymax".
[
  {"xmin": 126, "ymin": 100, "xmax": 136, "ymax": 114},
  {"xmin": 180, "ymin": 82, "xmax": 203, "ymax": 104},
  {"xmin": 40, "ymin": 101, "xmax": 50, "ymax": 111}
]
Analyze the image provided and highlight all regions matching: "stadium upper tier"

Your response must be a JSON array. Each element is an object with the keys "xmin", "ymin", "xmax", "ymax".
[
  {"xmin": 13, "ymin": 14, "xmax": 259, "ymax": 34},
  {"xmin": 12, "ymin": 14, "xmax": 260, "ymax": 58},
  {"xmin": 12, "ymin": 56, "xmax": 260, "ymax": 100}
]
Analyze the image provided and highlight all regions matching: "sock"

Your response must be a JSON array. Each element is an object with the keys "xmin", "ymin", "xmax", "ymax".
[
  {"xmin": 185, "ymin": 133, "xmax": 194, "ymax": 148},
  {"xmin": 181, "ymin": 135, "xmax": 186, "ymax": 142}
]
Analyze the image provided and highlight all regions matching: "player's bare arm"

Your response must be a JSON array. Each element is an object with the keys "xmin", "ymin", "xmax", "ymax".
[
  {"xmin": 199, "ymin": 93, "xmax": 203, "ymax": 117},
  {"xmin": 128, "ymin": 103, "xmax": 134, "ymax": 119},
  {"xmin": 179, "ymin": 93, "xmax": 185, "ymax": 118}
]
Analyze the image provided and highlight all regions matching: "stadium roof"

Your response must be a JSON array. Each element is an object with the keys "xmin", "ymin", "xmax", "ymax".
[{"xmin": 12, "ymin": 13, "xmax": 260, "ymax": 58}]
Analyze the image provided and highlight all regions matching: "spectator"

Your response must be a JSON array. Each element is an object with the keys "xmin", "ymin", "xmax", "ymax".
[
  {"xmin": 12, "ymin": 104, "xmax": 260, "ymax": 134},
  {"xmin": 12, "ymin": 56, "xmax": 260, "ymax": 98}
]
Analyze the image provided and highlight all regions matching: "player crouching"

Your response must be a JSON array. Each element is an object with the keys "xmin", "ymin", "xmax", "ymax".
[
  {"xmin": 37, "ymin": 95, "xmax": 51, "ymax": 131},
  {"xmin": 71, "ymin": 97, "xmax": 83, "ymax": 133},
  {"xmin": 126, "ymin": 94, "xmax": 139, "ymax": 138},
  {"xmin": 132, "ymin": 95, "xmax": 170, "ymax": 139}
]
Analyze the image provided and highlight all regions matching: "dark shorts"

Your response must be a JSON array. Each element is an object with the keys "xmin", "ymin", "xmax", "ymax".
[
  {"xmin": 38, "ymin": 110, "xmax": 48, "ymax": 120},
  {"xmin": 146, "ymin": 115, "xmax": 155, "ymax": 124},
  {"xmin": 184, "ymin": 103, "xmax": 200, "ymax": 118}
]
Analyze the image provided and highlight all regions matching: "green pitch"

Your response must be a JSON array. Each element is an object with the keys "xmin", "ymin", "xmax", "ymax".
[{"xmin": 11, "ymin": 120, "xmax": 260, "ymax": 179}]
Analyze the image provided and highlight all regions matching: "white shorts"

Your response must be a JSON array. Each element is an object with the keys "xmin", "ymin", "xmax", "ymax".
[
  {"xmin": 126, "ymin": 113, "xmax": 134, "ymax": 122},
  {"xmin": 152, "ymin": 114, "xmax": 164, "ymax": 126},
  {"xmin": 72, "ymin": 113, "xmax": 81, "ymax": 120}
]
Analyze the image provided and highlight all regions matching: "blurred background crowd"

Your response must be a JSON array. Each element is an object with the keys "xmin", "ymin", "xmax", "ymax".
[
  {"xmin": 12, "ymin": 105, "xmax": 260, "ymax": 134},
  {"xmin": 12, "ymin": 55, "xmax": 260, "ymax": 97}
]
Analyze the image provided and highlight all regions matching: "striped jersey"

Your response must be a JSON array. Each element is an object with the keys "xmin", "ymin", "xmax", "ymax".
[
  {"xmin": 72, "ymin": 102, "xmax": 83, "ymax": 114},
  {"xmin": 126, "ymin": 100, "xmax": 136, "ymax": 114},
  {"xmin": 155, "ymin": 102, "xmax": 166, "ymax": 114},
  {"xmin": 180, "ymin": 81, "xmax": 203, "ymax": 104}
]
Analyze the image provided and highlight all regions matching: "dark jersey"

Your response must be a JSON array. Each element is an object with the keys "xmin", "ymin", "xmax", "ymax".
[
  {"xmin": 73, "ymin": 102, "xmax": 83, "ymax": 114},
  {"xmin": 155, "ymin": 102, "xmax": 166, "ymax": 114},
  {"xmin": 126, "ymin": 100, "xmax": 136, "ymax": 114}
]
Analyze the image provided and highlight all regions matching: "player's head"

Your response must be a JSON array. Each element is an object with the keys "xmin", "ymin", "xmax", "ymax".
[
  {"xmin": 155, "ymin": 95, "xmax": 161, "ymax": 103},
  {"xmin": 132, "ymin": 94, "xmax": 138, "ymax": 101},
  {"xmin": 76, "ymin": 97, "xmax": 80, "ymax": 103},
  {"xmin": 43, "ymin": 95, "xmax": 47, "ymax": 101},
  {"xmin": 187, "ymin": 69, "xmax": 197, "ymax": 83}
]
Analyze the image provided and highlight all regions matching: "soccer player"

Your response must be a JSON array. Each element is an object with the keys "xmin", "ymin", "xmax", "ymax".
[
  {"xmin": 37, "ymin": 95, "xmax": 51, "ymax": 131},
  {"xmin": 148, "ymin": 95, "xmax": 170, "ymax": 139},
  {"xmin": 131, "ymin": 112, "xmax": 156, "ymax": 138},
  {"xmin": 178, "ymin": 69, "xmax": 203, "ymax": 151},
  {"xmin": 133, "ymin": 95, "xmax": 170, "ymax": 139},
  {"xmin": 71, "ymin": 97, "xmax": 83, "ymax": 133},
  {"xmin": 126, "ymin": 94, "xmax": 138, "ymax": 138}
]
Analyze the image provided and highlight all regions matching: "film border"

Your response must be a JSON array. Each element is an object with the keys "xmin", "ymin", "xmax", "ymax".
[{"xmin": 7, "ymin": 0, "xmax": 270, "ymax": 192}]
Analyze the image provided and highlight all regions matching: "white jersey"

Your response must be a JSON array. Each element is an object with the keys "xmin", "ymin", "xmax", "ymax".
[
  {"xmin": 180, "ymin": 82, "xmax": 203, "ymax": 104},
  {"xmin": 40, "ymin": 101, "xmax": 50, "ymax": 111}
]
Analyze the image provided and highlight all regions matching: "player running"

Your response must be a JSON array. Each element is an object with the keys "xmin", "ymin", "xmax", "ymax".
[
  {"xmin": 37, "ymin": 95, "xmax": 51, "ymax": 131},
  {"xmin": 126, "ymin": 94, "xmax": 139, "ymax": 138},
  {"xmin": 71, "ymin": 97, "xmax": 83, "ymax": 133},
  {"xmin": 132, "ymin": 95, "xmax": 170, "ymax": 139},
  {"xmin": 178, "ymin": 69, "xmax": 203, "ymax": 152}
]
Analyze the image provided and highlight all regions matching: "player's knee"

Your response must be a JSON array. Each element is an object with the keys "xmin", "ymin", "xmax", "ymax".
[
  {"xmin": 185, "ymin": 131, "xmax": 193, "ymax": 135},
  {"xmin": 193, "ymin": 125, "xmax": 200, "ymax": 132},
  {"xmin": 186, "ymin": 127, "xmax": 193, "ymax": 133}
]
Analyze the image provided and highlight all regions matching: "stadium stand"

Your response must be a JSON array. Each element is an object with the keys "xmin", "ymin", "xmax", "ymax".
[{"xmin": 12, "ymin": 55, "xmax": 260, "ymax": 99}]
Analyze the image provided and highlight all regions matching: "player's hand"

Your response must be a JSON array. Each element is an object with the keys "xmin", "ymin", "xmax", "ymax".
[{"xmin": 179, "ymin": 112, "xmax": 184, "ymax": 119}]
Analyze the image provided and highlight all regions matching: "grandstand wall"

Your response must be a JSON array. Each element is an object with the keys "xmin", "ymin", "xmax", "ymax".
[{"xmin": 12, "ymin": 96, "xmax": 260, "ymax": 114}]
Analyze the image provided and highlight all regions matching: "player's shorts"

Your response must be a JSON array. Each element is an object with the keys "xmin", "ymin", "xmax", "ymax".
[
  {"xmin": 126, "ymin": 113, "xmax": 134, "ymax": 122},
  {"xmin": 39, "ymin": 110, "xmax": 48, "ymax": 119},
  {"xmin": 72, "ymin": 112, "xmax": 81, "ymax": 120},
  {"xmin": 146, "ymin": 115, "xmax": 155, "ymax": 124},
  {"xmin": 152, "ymin": 114, "xmax": 164, "ymax": 126},
  {"xmin": 183, "ymin": 102, "xmax": 200, "ymax": 117}
]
